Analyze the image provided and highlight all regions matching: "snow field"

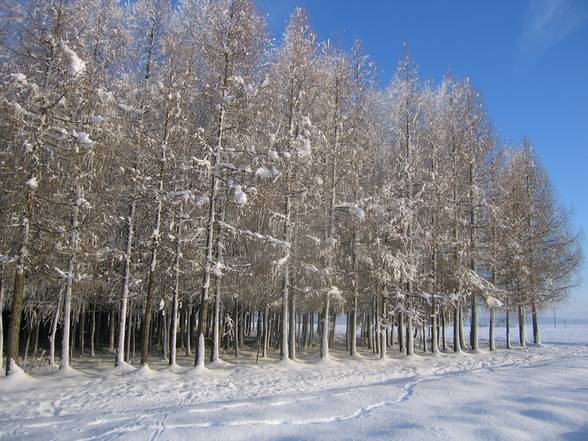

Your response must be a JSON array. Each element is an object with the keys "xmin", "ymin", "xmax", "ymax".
[{"xmin": 1, "ymin": 326, "xmax": 587, "ymax": 440}]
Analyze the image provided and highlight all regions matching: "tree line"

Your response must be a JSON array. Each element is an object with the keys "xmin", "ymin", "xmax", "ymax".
[{"xmin": 0, "ymin": 0, "xmax": 582, "ymax": 375}]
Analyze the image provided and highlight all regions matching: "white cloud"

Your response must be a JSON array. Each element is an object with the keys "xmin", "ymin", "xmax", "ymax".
[{"xmin": 516, "ymin": 0, "xmax": 586, "ymax": 69}]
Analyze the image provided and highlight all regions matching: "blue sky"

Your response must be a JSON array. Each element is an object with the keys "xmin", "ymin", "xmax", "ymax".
[{"xmin": 258, "ymin": 0, "xmax": 588, "ymax": 319}]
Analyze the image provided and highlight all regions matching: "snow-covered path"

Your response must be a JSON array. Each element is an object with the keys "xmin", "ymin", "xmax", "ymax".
[{"xmin": 2, "ymin": 339, "xmax": 588, "ymax": 441}]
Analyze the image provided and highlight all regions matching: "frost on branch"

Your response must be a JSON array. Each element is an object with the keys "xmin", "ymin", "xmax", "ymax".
[
  {"xmin": 75, "ymin": 131, "xmax": 95, "ymax": 146},
  {"xmin": 25, "ymin": 177, "xmax": 38, "ymax": 189},
  {"xmin": 294, "ymin": 134, "xmax": 311, "ymax": 157},
  {"xmin": 233, "ymin": 185, "xmax": 248, "ymax": 206},
  {"xmin": 60, "ymin": 40, "xmax": 86, "ymax": 75},
  {"xmin": 255, "ymin": 166, "xmax": 280, "ymax": 179}
]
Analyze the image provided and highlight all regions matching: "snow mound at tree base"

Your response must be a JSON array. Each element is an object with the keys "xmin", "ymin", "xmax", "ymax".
[
  {"xmin": 209, "ymin": 358, "xmax": 231, "ymax": 369},
  {"xmin": 0, "ymin": 359, "xmax": 37, "ymax": 390},
  {"xmin": 53, "ymin": 366, "xmax": 83, "ymax": 377},
  {"xmin": 128, "ymin": 364, "xmax": 156, "ymax": 378}
]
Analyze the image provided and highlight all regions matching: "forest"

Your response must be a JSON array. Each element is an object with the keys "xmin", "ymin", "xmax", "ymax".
[{"xmin": 0, "ymin": 0, "xmax": 583, "ymax": 376}]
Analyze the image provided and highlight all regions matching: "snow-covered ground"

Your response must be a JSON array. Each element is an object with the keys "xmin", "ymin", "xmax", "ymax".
[{"xmin": 1, "ymin": 325, "xmax": 587, "ymax": 440}]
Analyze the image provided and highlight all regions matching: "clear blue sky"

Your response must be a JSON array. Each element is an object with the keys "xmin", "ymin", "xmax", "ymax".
[{"xmin": 258, "ymin": 0, "xmax": 588, "ymax": 319}]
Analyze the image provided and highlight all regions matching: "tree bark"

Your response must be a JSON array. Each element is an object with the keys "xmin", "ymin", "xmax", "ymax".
[
  {"xmin": 262, "ymin": 304, "xmax": 269, "ymax": 358},
  {"xmin": 140, "ymin": 142, "xmax": 166, "ymax": 366},
  {"xmin": 211, "ymin": 203, "xmax": 224, "ymax": 363},
  {"xmin": 125, "ymin": 302, "xmax": 132, "ymax": 363},
  {"xmin": 161, "ymin": 302, "xmax": 168, "ymax": 361},
  {"xmin": 453, "ymin": 305, "xmax": 462, "ymax": 352},
  {"xmin": 379, "ymin": 295, "xmax": 386, "ymax": 359},
  {"xmin": 90, "ymin": 301, "xmax": 96, "ymax": 357},
  {"xmin": 320, "ymin": 294, "xmax": 330, "ymax": 360},
  {"xmin": 406, "ymin": 315, "xmax": 414, "ymax": 356},
  {"xmin": 441, "ymin": 309, "xmax": 447, "ymax": 351},
  {"xmin": 6, "ymin": 217, "xmax": 29, "ymax": 374},
  {"xmin": 61, "ymin": 184, "xmax": 82, "ymax": 370},
  {"xmin": 350, "ymin": 291, "xmax": 358, "ymax": 357},
  {"xmin": 79, "ymin": 299, "xmax": 86, "ymax": 356},
  {"xmin": 116, "ymin": 194, "xmax": 136, "ymax": 367},
  {"xmin": 531, "ymin": 301, "xmax": 541, "ymax": 345},
  {"xmin": 431, "ymin": 295, "xmax": 439, "ymax": 353},
  {"xmin": 169, "ymin": 204, "xmax": 183, "ymax": 366},
  {"xmin": 458, "ymin": 304, "xmax": 465, "ymax": 349},
  {"xmin": 195, "ymin": 59, "xmax": 231, "ymax": 368},
  {"xmin": 470, "ymin": 293, "xmax": 478, "ymax": 351},
  {"xmin": 518, "ymin": 304, "xmax": 527, "ymax": 348},
  {"xmin": 489, "ymin": 307, "xmax": 496, "ymax": 351},
  {"xmin": 398, "ymin": 312, "xmax": 405, "ymax": 353},
  {"xmin": 288, "ymin": 290, "xmax": 296, "ymax": 359},
  {"xmin": 234, "ymin": 297, "xmax": 240, "ymax": 358},
  {"xmin": 506, "ymin": 306, "xmax": 511, "ymax": 349},
  {"xmin": 186, "ymin": 303, "xmax": 192, "ymax": 356},
  {"xmin": 109, "ymin": 309, "xmax": 116, "ymax": 353}
]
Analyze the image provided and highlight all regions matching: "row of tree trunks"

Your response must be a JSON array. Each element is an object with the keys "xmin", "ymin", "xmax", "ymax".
[{"xmin": 4, "ymin": 296, "xmax": 537, "ymax": 371}]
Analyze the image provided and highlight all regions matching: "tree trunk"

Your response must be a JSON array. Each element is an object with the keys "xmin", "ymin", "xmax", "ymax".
[
  {"xmin": 125, "ymin": 302, "xmax": 132, "ymax": 363},
  {"xmin": 90, "ymin": 301, "xmax": 96, "ymax": 357},
  {"xmin": 468, "ymin": 160, "xmax": 478, "ymax": 352},
  {"xmin": 6, "ymin": 216, "xmax": 30, "ymax": 374},
  {"xmin": 211, "ymin": 273, "xmax": 221, "ymax": 363},
  {"xmin": 169, "ymin": 205, "xmax": 183, "ymax": 366},
  {"xmin": 431, "ymin": 296, "xmax": 439, "ymax": 353},
  {"xmin": 379, "ymin": 296, "xmax": 386, "ymax": 359},
  {"xmin": 288, "ymin": 290, "xmax": 296, "ymax": 359},
  {"xmin": 234, "ymin": 297, "xmax": 239, "ymax": 358},
  {"xmin": 262, "ymin": 304, "xmax": 269, "ymax": 358},
  {"xmin": 132, "ymin": 310, "xmax": 136, "ymax": 358},
  {"xmin": 506, "ymin": 306, "xmax": 511, "ymax": 349},
  {"xmin": 422, "ymin": 323, "xmax": 427, "ymax": 353},
  {"xmin": 70, "ymin": 305, "xmax": 78, "ymax": 361},
  {"xmin": 375, "ymin": 299, "xmax": 380, "ymax": 356},
  {"xmin": 109, "ymin": 309, "xmax": 116, "ymax": 352},
  {"xmin": 458, "ymin": 304, "xmax": 466, "ymax": 349},
  {"xmin": 135, "ymin": 23, "xmax": 162, "ymax": 365},
  {"xmin": 531, "ymin": 301, "xmax": 541, "ymax": 345},
  {"xmin": 441, "ymin": 309, "xmax": 447, "ymax": 351},
  {"xmin": 398, "ymin": 312, "xmax": 405, "ymax": 353},
  {"xmin": 489, "ymin": 307, "xmax": 496, "ymax": 351},
  {"xmin": 33, "ymin": 315, "xmax": 40, "ymax": 355},
  {"xmin": 309, "ymin": 310, "xmax": 314, "ymax": 346},
  {"xmin": 141, "ymin": 139, "xmax": 166, "ymax": 367},
  {"xmin": 453, "ymin": 305, "xmax": 461, "ymax": 352},
  {"xmin": 61, "ymin": 259, "xmax": 74, "ymax": 370},
  {"xmin": 470, "ymin": 293, "xmax": 478, "ymax": 351},
  {"xmin": 518, "ymin": 304, "xmax": 527, "ymax": 348},
  {"xmin": 23, "ymin": 320, "xmax": 33, "ymax": 369},
  {"xmin": 406, "ymin": 316, "xmax": 414, "ymax": 356},
  {"xmin": 350, "ymin": 293, "xmax": 358, "ymax": 356},
  {"xmin": 280, "ymin": 181, "xmax": 291, "ymax": 361},
  {"xmin": 161, "ymin": 304, "xmax": 168, "ymax": 361},
  {"xmin": 211, "ymin": 203, "xmax": 224, "ymax": 363},
  {"xmin": 79, "ymin": 299, "xmax": 86, "ymax": 357},
  {"xmin": 320, "ymin": 294, "xmax": 330, "ymax": 360},
  {"xmin": 196, "ymin": 67, "xmax": 230, "ymax": 368},
  {"xmin": 62, "ymin": 180, "xmax": 81, "ymax": 372},
  {"xmin": 116, "ymin": 196, "xmax": 136, "ymax": 367},
  {"xmin": 186, "ymin": 303, "xmax": 192, "ymax": 356}
]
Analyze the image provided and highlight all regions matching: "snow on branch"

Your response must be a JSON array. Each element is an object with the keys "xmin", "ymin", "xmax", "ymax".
[
  {"xmin": 60, "ymin": 40, "xmax": 86, "ymax": 75},
  {"xmin": 54, "ymin": 267, "xmax": 91, "ymax": 282},
  {"xmin": 0, "ymin": 255, "xmax": 15, "ymax": 264},
  {"xmin": 458, "ymin": 267, "xmax": 507, "ymax": 303},
  {"xmin": 218, "ymin": 221, "xmax": 290, "ymax": 249}
]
